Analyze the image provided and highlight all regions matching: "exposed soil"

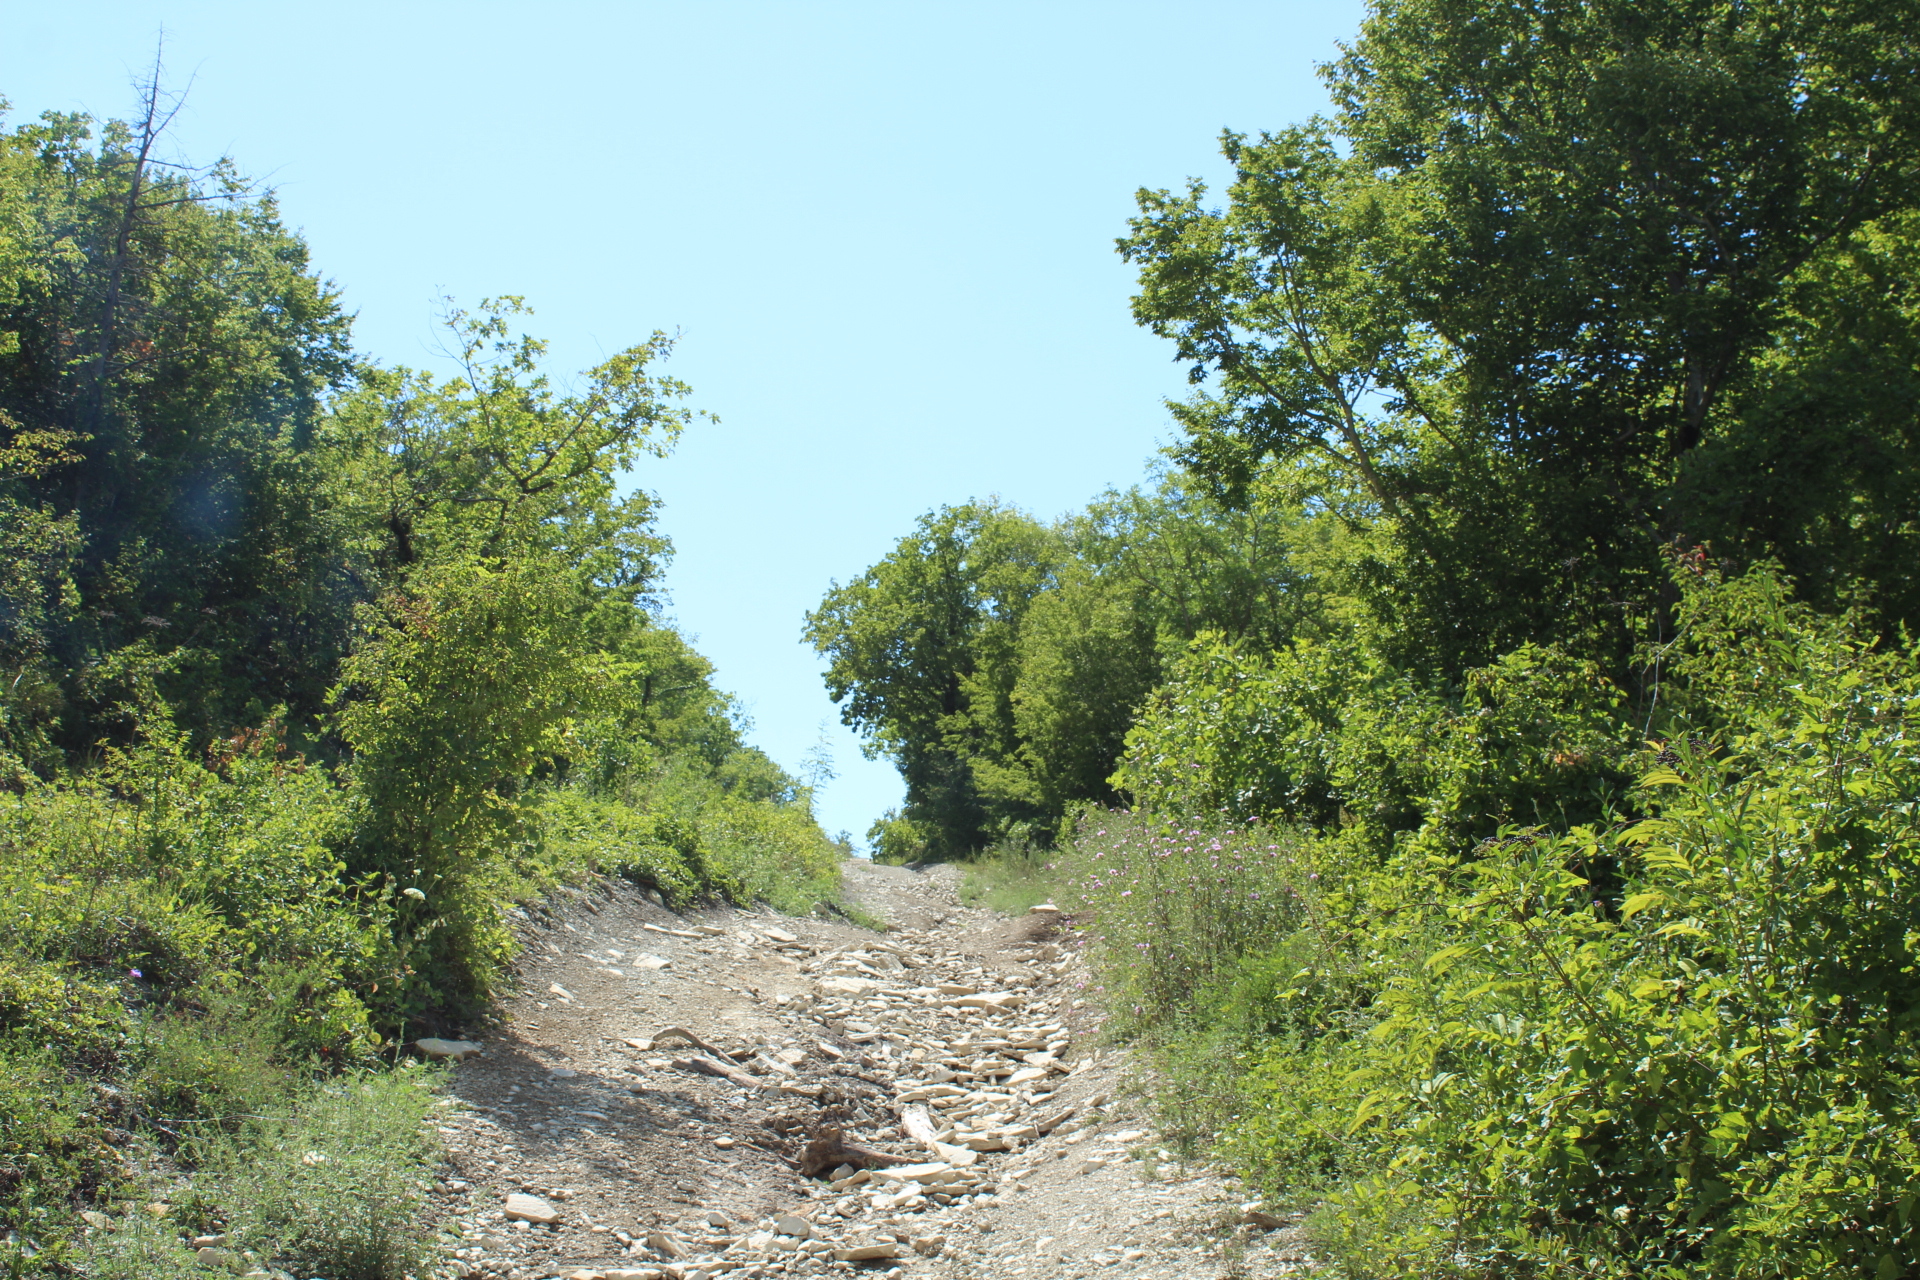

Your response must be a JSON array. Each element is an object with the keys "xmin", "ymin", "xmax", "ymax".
[{"xmin": 422, "ymin": 862, "xmax": 1313, "ymax": 1280}]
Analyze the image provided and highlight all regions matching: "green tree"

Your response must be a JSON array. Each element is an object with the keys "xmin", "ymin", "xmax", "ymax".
[
  {"xmin": 323, "ymin": 300, "xmax": 700, "ymax": 1010},
  {"xmin": 0, "ymin": 95, "xmax": 356, "ymax": 752},
  {"xmin": 1121, "ymin": 0, "xmax": 1920, "ymax": 675},
  {"xmin": 322, "ymin": 297, "xmax": 690, "ymax": 589},
  {"xmin": 334, "ymin": 555, "xmax": 614, "ymax": 1011},
  {"xmin": 998, "ymin": 470, "xmax": 1325, "ymax": 824},
  {"xmin": 806, "ymin": 500, "xmax": 1062, "ymax": 858},
  {"xmin": 812, "ymin": 473, "xmax": 1339, "ymax": 850}
]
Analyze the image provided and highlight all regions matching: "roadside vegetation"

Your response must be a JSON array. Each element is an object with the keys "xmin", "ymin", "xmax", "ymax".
[
  {"xmin": 0, "ymin": 83, "xmax": 845, "ymax": 1276},
  {"xmin": 957, "ymin": 838, "xmax": 1059, "ymax": 916},
  {"xmin": 8, "ymin": 0, "xmax": 1919, "ymax": 1273},
  {"xmin": 814, "ymin": 0, "xmax": 1920, "ymax": 1273}
]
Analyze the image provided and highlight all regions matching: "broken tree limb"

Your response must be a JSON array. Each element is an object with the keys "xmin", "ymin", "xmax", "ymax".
[
  {"xmin": 795, "ymin": 1126, "xmax": 918, "ymax": 1177},
  {"xmin": 648, "ymin": 1026, "xmax": 735, "ymax": 1060},
  {"xmin": 671, "ymin": 1054, "xmax": 768, "ymax": 1091},
  {"xmin": 900, "ymin": 1104, "xmax": 939, "ymax": 1147}
]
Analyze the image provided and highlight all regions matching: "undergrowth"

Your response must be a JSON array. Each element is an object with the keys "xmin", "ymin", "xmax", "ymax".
[
  {"xmin": 0, "ymin": 706, "xmax": 848, "ymax": 1276},
  {"xmin": 1067, "ymin": 564, "xmax": 1920, "ymax": 1277},
  {"xmin": 959, "ymin": 837, "xmax": 1062, "ymax": 915}
]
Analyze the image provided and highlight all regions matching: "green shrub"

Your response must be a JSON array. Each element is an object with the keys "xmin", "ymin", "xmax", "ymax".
[
  {"xmin": 1331, "ymin": 566, "xmax": 1920, "ymax": 1275},
  {"xmin": 1063, "ymin": 809, "xmax": 1380, "ymax": 1176},
  {"xmin": 188, "ymin": 1068, "xmax": 441, "ymax": 1280},
  {"xmin": 0, "ymin": 958, "xmax": 131, "ymax": 1069},
  {"xmin": 0, "ymin": 716, "xmax": 408, "ymax": 1242},
  {"xmin": 865, "ymin": 809, "xmax": 932, "ymax": 865},
  {"xmin": 694, "ymin": 791, "xmax": 843, "ymax": 912},
  {"xmin": 1082, "ymin": 564, "xmax": 1920, "ymax": 1276},
  {"xmin": 76, "ymin": 1208, "xmax": 204, "ymax": 1280},
  {"xmin": 1115, "ymin": 634, "xmax": 1637, "ymax": 862},
  {"xmin": 1104, "ymin": 564, "xmax": 1920, "ymax": 1276},
  {"xmin": 0, "ymin": 1044, "xmax": 119, "ymax": 1229},
  {"xmin": 537, "ymin": 779, "xmax": 844, "ymax": 914},
  {"xmin": 537, "ymin": 787, "xmax": 705, "ymax": 905},
  {"xmin": 335, "ymin": 554, "xmax": 617, "ymax": 1019},
  {"xmin": 133, "ymin": 962, "xmax": 377, "ymax": 1125}
]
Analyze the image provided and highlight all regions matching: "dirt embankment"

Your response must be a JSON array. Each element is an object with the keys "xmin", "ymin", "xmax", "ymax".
[{"xmin": 420, "ymin": 861, "xmax": 1311, "ymax": 1280}]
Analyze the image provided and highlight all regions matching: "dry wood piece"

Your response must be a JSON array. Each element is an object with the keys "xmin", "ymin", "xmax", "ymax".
[
  {"xmin": 671, "ymin": 1054, "xmax": 768, "ymax": 1091},
  {"xmin": 648, "ymin": 1025, "xmax": 733, "ymax": 1059},
  {"xmin": 795, "ymin": 1126, "xmax": 918, "ymax": 1176}
]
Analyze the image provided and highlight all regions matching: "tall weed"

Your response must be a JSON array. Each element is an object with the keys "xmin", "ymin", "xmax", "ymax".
[
  {"xmin": 1066, "ymin": 811, "xmax": 1327, "ymax": 1032},
  {"xmin": 1063, "ymin": 812, "xmax": 1363, "ymax": 1158}
]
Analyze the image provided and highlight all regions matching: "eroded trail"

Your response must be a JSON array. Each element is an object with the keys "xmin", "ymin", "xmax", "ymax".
[{"xmin": 425, "ymin": 862, "xmax": 1310, "ymax": 1280}]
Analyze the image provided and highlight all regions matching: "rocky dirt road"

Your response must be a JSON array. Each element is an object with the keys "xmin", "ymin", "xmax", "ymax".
[{"xmin": 421, "ymin": 861, "xmax": 1312, "ymax": 1280}]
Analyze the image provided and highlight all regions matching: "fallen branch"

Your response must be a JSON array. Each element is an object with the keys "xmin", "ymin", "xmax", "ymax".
[
  {"xmin": 647, "ymin": 1025, "xmax": 736, "ymax": 1060},
  {"xmin": 900, "ymin": 1104, "xmax": 939, "ymax": 1146},
  {"xmin": 671, "ymin": 1054, "xmax": 768, "ymax": 1091},
  {"xmin": 794, "ymin": 1126, "xmax": 918, "ymax": 1177}
]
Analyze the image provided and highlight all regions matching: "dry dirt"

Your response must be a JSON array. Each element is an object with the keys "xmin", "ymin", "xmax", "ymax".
[{"xmin": 420, "ymin": 861, "xmax": 1314, "ymax": 1280}]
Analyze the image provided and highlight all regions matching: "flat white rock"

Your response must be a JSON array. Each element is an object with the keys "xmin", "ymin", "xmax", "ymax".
[
  {"xmin": 836, "ymin": 1242, "xmax": 903, "ymax": 1261},
  {"xmin": 503, "ymin": 1192, "xmax": 561, "ymax": 1224}
]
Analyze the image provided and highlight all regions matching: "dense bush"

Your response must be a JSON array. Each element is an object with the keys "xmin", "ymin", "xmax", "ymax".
[
  {"xmin": 1115, "ymin": 634, "xmax": 1637, "ymax": 862},
  {"xmin": 1314, "ymin": 566, "xmax": 1920, "ymax": 1276},
  {"xmin": 1069, "ymin": 563, "xmax": 1920, "ymax": 1276}
]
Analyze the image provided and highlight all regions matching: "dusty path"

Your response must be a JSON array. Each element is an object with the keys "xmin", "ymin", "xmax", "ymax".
[{"xmin": 422, "ymin": 862, "xmax": 1312, "ymax": 1280}]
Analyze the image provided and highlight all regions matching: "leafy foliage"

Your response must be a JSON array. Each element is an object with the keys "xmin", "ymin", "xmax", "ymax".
[
  {"xmin": 1120, "ymin": 0, "xmax": 1920, "ymax": 674},
  {"xmin": 1068, "ymin": 563, "xmax": 1920, "ymax": 1276},
  {"xmin": 811, "ymin": 471, "xmax": 1329, "ymax": 857},
  {"xmin": 0, "ymin": 89, "xmax": 851, "ymax": 1272},
  {"xmin": 808, "ymin": 499, "xmax": 1064, "ymax": 858}
]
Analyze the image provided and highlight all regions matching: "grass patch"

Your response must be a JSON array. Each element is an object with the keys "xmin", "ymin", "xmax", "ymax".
[
  {"xmin": 959, "ymin": 838, "xmax": 1062, "ymax": 915},
  {"xmin": 828, "ymin": 896, "xmax": 890, "ymax": 932},
  {"xmin": 82, "ymin": 1066, "xmax": 442, "ymax": 1280},
  {"xmin": 192, "ymin": 1066, "xmax": 441, "ymax": 1280}
]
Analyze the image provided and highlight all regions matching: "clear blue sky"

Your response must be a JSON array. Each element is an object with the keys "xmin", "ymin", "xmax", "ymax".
[{"xmin": 6, "ymin": 1, "xmax": 1362, "ymax": 850}]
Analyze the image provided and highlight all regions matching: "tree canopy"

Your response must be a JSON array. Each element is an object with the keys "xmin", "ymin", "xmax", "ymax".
[{"xmin": 1121, "ymin": 0, "xmax": 1920, "ymax": 674}]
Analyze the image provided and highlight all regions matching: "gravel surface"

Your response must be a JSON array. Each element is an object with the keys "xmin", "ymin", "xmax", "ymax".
[{"xmin": 418, "ymin": 861, "xmax": 1315, "ymax": 1280}]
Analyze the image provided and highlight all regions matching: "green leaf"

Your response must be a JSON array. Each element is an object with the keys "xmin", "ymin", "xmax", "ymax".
[{"xmin": 1620, "ymin": 892, "xmax": 1668, "ymax": 919}]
